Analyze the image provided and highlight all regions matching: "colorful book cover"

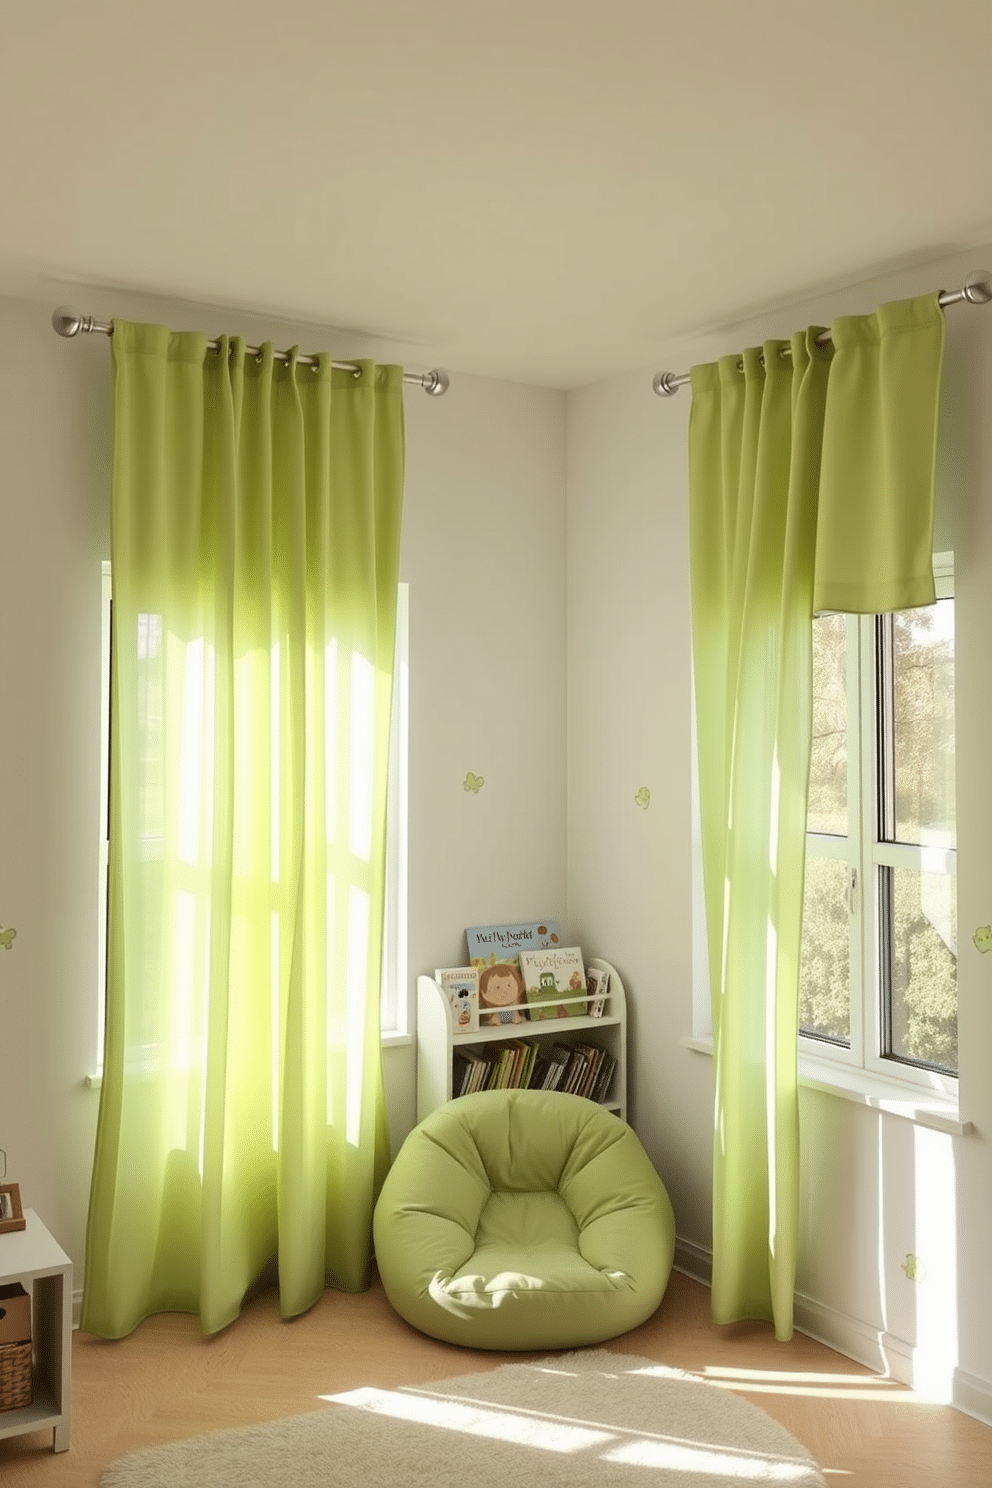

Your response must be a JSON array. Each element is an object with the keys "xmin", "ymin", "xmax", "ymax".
[
  {"xmin": 434, "ymin": 966, "xmax": 480, "ymax": 1034},
  {"xmin": 477, "ymin": 961, "xmax": 528, "ymax": 1026},
  {"xmin": 519, "ymin": 945, "xmax": 587, "ymax": 1020},
  {"xmin": 465, "ymin": 920, "xmax": 563, "ymax": 969}
]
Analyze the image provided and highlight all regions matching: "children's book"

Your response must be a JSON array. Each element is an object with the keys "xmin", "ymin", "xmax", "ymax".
[
  {"xmin": 572, "ymin": 1042, "xmax": 606, "ymax": 1099},
  {"xmin": 452, "ymin": 1052, "xmax": 475, "ymax": 1097},
  {"xmin": 590, "ymin": 1053, "xmax": 617, "ymax": 1105},
  {"xmin": 434, "ymin": 966, "xmax": 480, "ymax": 1034},
  {"xmin": 476, "ymin": 961, "xmax": 529, "ymax": 1026},
  {"xmin": 465, "ymin": 920, "xmax": 563, "ymax": 969},
  {"xmin": 528, "ymin": 1051, "xmax": 551, "ymax": 1090},
  {"xmin": 519, "ymin": 945, "xmax": 587, "ymax": 1020},
  {"xmin": 459, "ymin": 1047, "xmax": 487, "ymax": 1094},
  {"xmin": 545, "ymin": 1043, "xmax": 573, "ymax": 1089},
  {"xmin": 585, "ymin": 964, "xmax": 610, "ymax": 1018}
]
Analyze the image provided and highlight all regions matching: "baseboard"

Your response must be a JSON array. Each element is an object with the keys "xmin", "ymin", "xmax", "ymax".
[
  {"xmin": 673, "ymin": 1235, "xmax": 992, "ymax": 1425},
  {"xmin": 676, "ymin": 1238, "xmax": 909, "ymax": 1380},
  {"xmin": 673, "ymin": 1236, "xmax": 712, "ymax": 1286},
  {"xmin": 952, "ymin": 1367, "xmax": 992, "ymax": 1426},
  {"xmin": 792, "ymin": 1290, "xmax": 914, "ymax": 1384}
]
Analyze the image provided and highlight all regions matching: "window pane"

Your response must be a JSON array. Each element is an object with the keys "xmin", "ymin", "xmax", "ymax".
[
  {"xmin": 800, "ymin": 854, "xmax": 851, "ymax": 1045},
  {"xmin": 808, "ymin": 614, "xmax": 848, "ymax": 837},
  {"xmin": 887, "ymin": 866, "xmax": 957, "ymax": 1073},
  {"xmin": 892, "ymin": 599, "xmax": 955, "ymax": 849}
]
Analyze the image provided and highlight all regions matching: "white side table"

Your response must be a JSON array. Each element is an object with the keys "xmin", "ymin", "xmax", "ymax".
[{"xmin": 0, "ymin": 1209, "xmax": 72, "ymax": 1452}]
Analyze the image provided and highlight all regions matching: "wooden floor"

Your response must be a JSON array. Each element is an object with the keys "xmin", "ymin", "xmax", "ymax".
[{"xmin": 2, "ymin": 1267, "xmax": 990, "ymax": 1486}]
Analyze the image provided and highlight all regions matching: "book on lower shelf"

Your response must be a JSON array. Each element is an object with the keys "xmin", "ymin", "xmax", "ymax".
[
  {"xmin": 450, "ymin": 1034, "xmax": 614, "ymax": 1103},
  {"xmin": 590, "ymin": 1052, "xmax": 617, "ymax": 1104},
  {"xmin": 542, "ymin": 1043, "xmax": 573, "ymax": 1090},
  {"xmin": 570, "ymin": 1042, "xmax": 606, "ymax": 1098}
]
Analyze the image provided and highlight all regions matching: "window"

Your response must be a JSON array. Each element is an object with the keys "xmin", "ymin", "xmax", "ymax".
[
  {"xmin": 800, "ymin": 556, "xmax": 956, "ymax": 1088},
  {"xmin": 94, "ymin": 568, "xmax": 409, "ymax": 1076},
  {"xmin": 95, "ymin": 562, "xmax": 112, "ymax": 1074},
  {"xmin": 380, "ymin": 582, "xmax": 410, "ymax": 1039}
]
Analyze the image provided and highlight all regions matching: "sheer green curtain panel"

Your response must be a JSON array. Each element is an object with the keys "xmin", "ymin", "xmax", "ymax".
[
  {"xmin": 82, "ymin": 320, "xmax": 405, "ymax": 1337},
  {"xmin": 689, "ymin": 293, "xmax": 945, "ymax": 1340}
]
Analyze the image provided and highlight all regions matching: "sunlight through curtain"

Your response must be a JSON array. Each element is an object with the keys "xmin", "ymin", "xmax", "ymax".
[
  {"xmin": 82, "ymin": 320, "xmax": 404, "ymax": 1336},
  {"xmin": 689, "ymin": 294, "xmax": 945, "ymax": 1339}
]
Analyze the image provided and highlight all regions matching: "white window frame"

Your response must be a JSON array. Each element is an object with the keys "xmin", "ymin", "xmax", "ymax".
[
  {"xmin": 800, "ymin": 554, "xmax": 957, "ymax": 1102},
  {"xmin": 687, "ymin": 556, "xmax": 966, "ymax": 1132},
  {"xmin": 380, "ymin": 583, "xmax": 410, "ymax": 1042},
  {"xmin": 93, "ymin": 568, "xmax": 410, "ymax": 1080},
  {"xmin": 95, "ymin": 561, "xmax": 112, "ymax": 1075}
]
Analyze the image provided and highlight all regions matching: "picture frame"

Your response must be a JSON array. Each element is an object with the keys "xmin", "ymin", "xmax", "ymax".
[{"xmin": 0, "ymin": 1182, "xmax": 25, "ymax": 1234}]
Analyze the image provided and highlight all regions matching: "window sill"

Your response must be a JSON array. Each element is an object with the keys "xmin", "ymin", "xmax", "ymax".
[
  {"xmin": 681, "ymin": 1035, "xmax": 972, "ymax": 1135},
  {"xmin": 84, "ymin": 1026, "xmax": 416, "ymax": 1090}
]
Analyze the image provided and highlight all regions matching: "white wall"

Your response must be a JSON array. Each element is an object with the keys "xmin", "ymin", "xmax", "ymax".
[
  {"xmin": 566, "ymin": 246, "xmax": 992, "ymax": 1417},
  {"xmin": 0, "ymin": 285, "xmax": 567, "ymax": 1287}
]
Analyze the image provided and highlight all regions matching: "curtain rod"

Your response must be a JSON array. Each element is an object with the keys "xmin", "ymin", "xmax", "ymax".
[
  {"xmin": 51, "ymin": 306, "xmax": 450, "ymax": 396},
  {"xmin": 651, "ymin": 269, "xmax": 992, "ymax": 396}
]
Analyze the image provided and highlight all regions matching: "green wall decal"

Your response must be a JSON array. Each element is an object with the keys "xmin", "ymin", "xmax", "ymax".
[
  {"xmin": 0, "ymin": 927, "xmax": 16, "ymax": 951},
  {"xmin": 901, "ymin": 1253, "xmax": 926, "ymax": 1282},
  {"xmin": 634, "ymin": 786, "xmax": 650, "ymax": 810},
  {"xmin": 972, "ymin": 925, "xmax": 992, "ymax": 953},
  {"xmin": 463, "ymin": 772, "xmax": 485, "ymax": 794}
]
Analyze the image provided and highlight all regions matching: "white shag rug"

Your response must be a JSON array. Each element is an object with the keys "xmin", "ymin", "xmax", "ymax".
[{"xmin": 101, "ymin": 1347, "xmax": 827, "ymax": 1488}]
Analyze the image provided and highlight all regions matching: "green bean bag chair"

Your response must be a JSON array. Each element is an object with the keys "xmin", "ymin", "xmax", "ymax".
[{"xmin": 372, "ymin": 1088, "xmax": 675, "ymax": 1350}]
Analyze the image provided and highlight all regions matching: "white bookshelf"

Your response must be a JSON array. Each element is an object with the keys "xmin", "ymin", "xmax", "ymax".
[{"xmin": 416, "ymin": 957, "xmax": 627, "ymax": 1122}]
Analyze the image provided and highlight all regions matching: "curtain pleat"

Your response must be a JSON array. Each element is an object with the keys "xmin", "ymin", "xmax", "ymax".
[
  {"xmin": 82, "ymin": 321, "xmax": 404, "ymax": 1336},
  {"xmin": 689, "ymin": 293, "xmax": 944, "ymax": 1339}
]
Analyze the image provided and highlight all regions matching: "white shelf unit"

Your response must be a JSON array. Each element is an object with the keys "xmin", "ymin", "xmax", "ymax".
[
  {"xmin": 416, "ymin": 957, "xmax": 627, "ymax": 1123},
  {"xmin": 0, "ymin": 1210, "xmax": 72, "ymax": 1453}
]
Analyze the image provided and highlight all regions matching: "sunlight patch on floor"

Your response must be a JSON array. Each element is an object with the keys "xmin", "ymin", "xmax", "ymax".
[
  {"xmin": 694, "ymin": 1363, "xmax": 948, "ymax": 1405},
  {"xmin": 321, "ymin": 1386, "xmax": 613, "ymax": 1452},
  {"xmin": 322, "ymin": 1380, "xmax": 826, "ymax": 1483},
  {"xmin": 605, "ymin": 1437, "xmax": 814, "ymax": 1481}
]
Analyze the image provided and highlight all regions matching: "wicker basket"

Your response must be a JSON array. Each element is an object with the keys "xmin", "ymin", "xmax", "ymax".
[{"xmin": 0, "ymin": 1339, "xmax": 32, "ymax": 1411}]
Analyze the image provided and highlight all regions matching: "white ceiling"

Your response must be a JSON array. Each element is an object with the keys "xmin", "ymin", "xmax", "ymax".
[{"xmin": 2, "ymin": 1, "xmax": 990, "ymax": 388}]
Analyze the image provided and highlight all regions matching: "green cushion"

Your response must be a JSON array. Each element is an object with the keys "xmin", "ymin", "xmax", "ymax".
[{"xmin": 372, "ymin": 1088, "xmax": 676, "ymax": 1350}]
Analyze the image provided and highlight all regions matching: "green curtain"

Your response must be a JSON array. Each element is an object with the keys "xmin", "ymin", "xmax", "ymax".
[
  {"xmin": 689, "ymin": 293, "xmax": 944, "ymax": 1340},
  {"xmin": 82, "ymin": 320, "xmax": 405, "ymax": 1337}
]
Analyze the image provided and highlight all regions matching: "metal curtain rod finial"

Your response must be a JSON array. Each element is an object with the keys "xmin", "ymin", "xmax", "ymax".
[
  {"xmin": 651, "ymin": 269, "xmax": 992, "ymax": 396},
  {"xmin": 51, "ymin": 306, "xmax": 450, "ymax": 395},
  {"xmin": 52, "ymin": 307, "xmax": 107, "ymax": 339}
]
